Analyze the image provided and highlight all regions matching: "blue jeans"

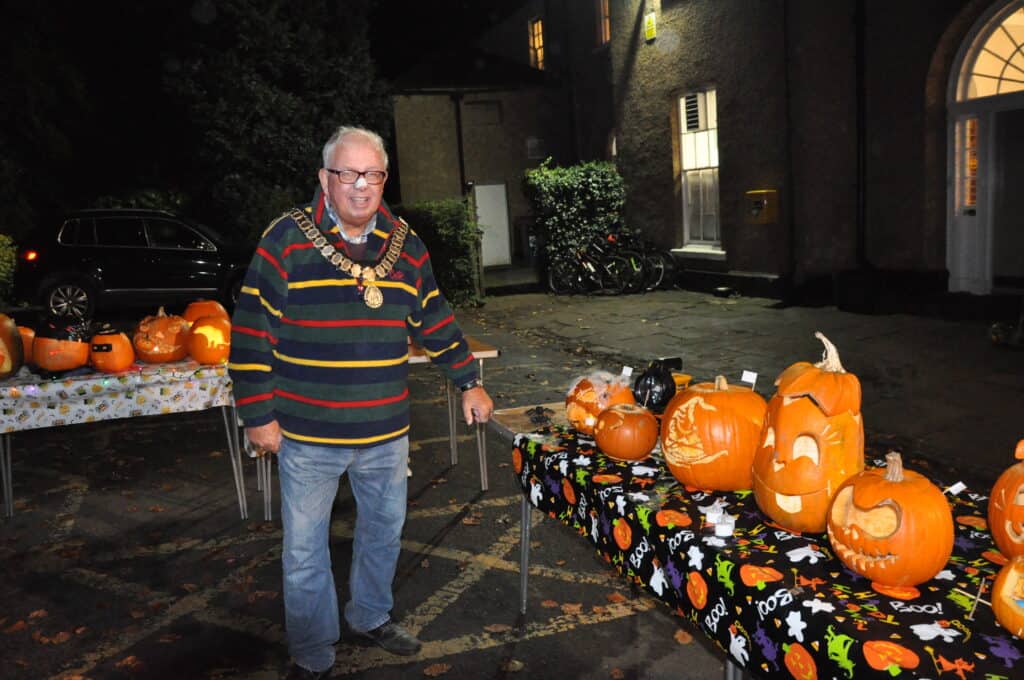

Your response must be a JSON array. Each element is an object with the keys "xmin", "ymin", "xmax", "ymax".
[{"xmin": 278, "ymin": 436, "xmax": 409, "ymax": 672}]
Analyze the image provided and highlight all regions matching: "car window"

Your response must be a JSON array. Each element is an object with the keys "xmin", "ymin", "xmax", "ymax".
[
  {"xmin": 94, "ymin": 217, "xmax": 147, "ymax": 247},
  {"xmin": 146, "ymin": 218, "xmax": 216, "ymax": 251},
  {"xmin": 57, "ymin": 218, "xmax": 97, "ymax": 245}
]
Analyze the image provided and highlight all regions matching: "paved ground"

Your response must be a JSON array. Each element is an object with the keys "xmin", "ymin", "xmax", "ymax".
[{"xmin": 1, "ymin": 288, "xmax": 1022, "ymax": 679}]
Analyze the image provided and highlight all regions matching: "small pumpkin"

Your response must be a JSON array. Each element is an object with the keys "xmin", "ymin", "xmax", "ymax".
[
  {"xmin": 565, "ymin": 371, "xmax": 636, "ymax": 436},
  {"xmin": 861, "ymin": 639, "xmax": 920, "ymax": 673},
  {"xmin": 17, "ymin": 325, "xmax": 34, "ymax": 367},
  {"xmin": 992, "ymin": 555, "xmax": 1024, "ymax": 639},
  {"xmin": 593, "ymin": 403, "xmax": 659, "ymax": 461},
  {"xmin": 632, "ymin": 359, "xmax": 677, "ymax": 413},
  {"xmin": 827, "ymin": 452, "xmax": 953, "ymax": 587},
  {"xmin": 753, "ymin": 332, "xmax": 864, "ymax": 533},
  {"xmin": 0, "ymin": 313, "xmax": 25, "ymax": 379},
  {"xmin": 988, "ymin": 440, "xmax": 1024, "ymax": 560},
  {"xmin": 90, "ymin": 325, "xmax": 135, "ymax": 373},
  {"xmin": 133, "ymin": 307, "xmax": 190, "ymax": 363},
  {"xmin": 32, "ymin": 317, "xmax": 91, "ymax": 373},
  {"xmin": 186, "ymin": 315, "xmax": 231, "ymax": 365},
  {"xmin": 686, "ymin": 571, "xmax": 708, "ymax": 610},
  {"xmin": 182, "ymin": 299, "xmax": 230, "ymax": 326},
  {"xmin": 661, "ymin": 375, "xmax": 768, "ymax": 491}
]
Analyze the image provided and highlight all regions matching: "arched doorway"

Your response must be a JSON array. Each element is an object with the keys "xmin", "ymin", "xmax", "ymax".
[{"xmin": 947, "ymin": 0, "xmax": 1024, "ymax": 294}]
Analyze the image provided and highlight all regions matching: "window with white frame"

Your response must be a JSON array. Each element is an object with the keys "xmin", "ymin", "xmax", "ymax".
[
  {"xmin": 528, "ymin": 18, "xmax": 545, "ymax": 70},
  {"xmin": 955, "ymin": 116, "xmax": 979, "ymax": 215},
  {"xmin": 596, "ymin": 0, "xmax": 611, "ymax": 46},
  {"xmin": 679, "ymin": 90, "xmax": 720, "ymax": 246}
]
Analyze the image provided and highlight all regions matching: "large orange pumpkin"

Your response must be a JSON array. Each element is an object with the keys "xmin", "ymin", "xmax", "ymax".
[
  {"xmin": 660, "ymin": 375, "xmax": 767, "ymax": 491},
  {"xmin": 133, "ymin": 307, "xmax": 190, "ymax": 363},
  {"xmin": 593, "ymin": 403, "xmax": 659, "ymax": 461},
  {"xmin": 753, "ymin": 332, "xmax": 864, "ymax": 533},
  {"xmin": 90, "ymin": 326, "xmax": 135, "ymax": 373},
  {"xmin": 988, "ymin": 440, "xmax": 1024, "ymax": 560},
  {"xmin": 17, "ymin": 326, "xmax": 35, "ymax": 366},
  {"xmin": 182, "ymin": 299, "xmax": 230, "ymax": 326},
  {"xmin": 32, "ymin": 318, "xmax": 90, "ymax": 373},
  {"xmin": 992, "ymin": 555, "xmax": 1024, "ymax": 639},
  {"xmin": 827, "ymin": 452, "xmax": 953, "ymax": 587},
  {"xmin": 186, "ymin": 315, "xmax": 231, "ymax": 365},
  {"xmin": 565, "ymin": 371, "xmax": 635, "ymax": 436},
  {"xmin": 0, "ymin": 313, "xmax": 25, "ymax": 379}
]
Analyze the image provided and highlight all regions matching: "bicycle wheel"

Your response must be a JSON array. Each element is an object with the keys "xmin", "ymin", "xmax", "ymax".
[
  {"xmin": 618, "ymin": 249, "xmax": 648, "ymax": 294},
  {"xmin": 597, "ymin": 254, "xmax": 630, "ymax": 295},
  {"xmin": 547, "ymin": 263, "xmax": 579, "ymax": 295},
  {"xmin": 644, "ymin": 251, "xmax": 677, "ymax": 290}
]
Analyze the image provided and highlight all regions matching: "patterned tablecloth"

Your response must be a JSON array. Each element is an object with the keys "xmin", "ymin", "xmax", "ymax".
[
  {"xmin": 513, "ymin": 427, "xmax": 1024, "ymax": 679},
  {"xmin": 0, "ymin": 361, "xmax": 232, "ymax": 432}
]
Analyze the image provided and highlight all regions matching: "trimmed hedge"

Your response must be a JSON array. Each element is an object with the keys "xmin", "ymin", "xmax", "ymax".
[
  {"xmin": 396, "ymin": 199, "xmax": 483, "ymax": 308},
  {"xmin": 0, "ymin": 234, "xmax": 17, "ymax": 308}
]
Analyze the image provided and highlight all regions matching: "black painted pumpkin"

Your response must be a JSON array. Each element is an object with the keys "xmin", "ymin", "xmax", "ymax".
[{"xmin": 632, "ymin": 358, "xmax": 679, "ymax": 413}]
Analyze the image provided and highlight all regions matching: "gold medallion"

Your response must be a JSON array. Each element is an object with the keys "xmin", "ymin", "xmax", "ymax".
[
  {"xmin": 351, "ymin": 264, "xmax": 362, "ymax": 279},
  {"xmin": 364, "ymin": 284, "xmax": 383, "ymax": 308}
]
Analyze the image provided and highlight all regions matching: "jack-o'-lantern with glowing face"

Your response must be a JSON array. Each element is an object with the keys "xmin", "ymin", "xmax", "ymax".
[
  {"xmin": 186, "ymin": 315, "xmax": 231, "ymax": 365},
  {"xmin": 827, "ymin": 452, "xmax": 953, "ymax": 587},
  {"xmin": 989, "ymin": 440, "xmax": 1024, "ymax": 560},
  {"xmin": 753, "ymin": 332, "xmax": 864, "ymax": 533},
  {"xmin": 565, "ymin": 371, "xmax": 635, "ymax": 436},
  {"xmin": 993, "ymin": 556, "xmax": 1024, "ymax": 639},
  {"xmin": 661, "ymin": 375, "xmax": 768, "ymax": 491}
]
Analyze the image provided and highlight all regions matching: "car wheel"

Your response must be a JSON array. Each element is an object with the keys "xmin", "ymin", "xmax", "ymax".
[
  {"xmin": 41, "ymin": 279, "xmax": 96, "ymax": 319},
  {"xmin": 222, "ymin": 273, "xmax": 244, "ymax": 310}
]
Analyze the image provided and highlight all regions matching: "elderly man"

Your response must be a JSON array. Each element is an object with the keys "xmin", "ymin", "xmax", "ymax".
[{"xmin": 229, "ymin": 126, "xmax": 493, "ymax": 680}]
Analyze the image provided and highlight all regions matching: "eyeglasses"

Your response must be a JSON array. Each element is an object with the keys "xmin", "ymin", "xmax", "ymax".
[{"xmin": 325, "ymin": 168, "xmax": 388, "ymax": 185}]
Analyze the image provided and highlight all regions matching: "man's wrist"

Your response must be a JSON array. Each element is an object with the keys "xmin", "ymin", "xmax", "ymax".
[{"xmin": 459, "ymin": 378, "xmax": 482, "ymax": 392}]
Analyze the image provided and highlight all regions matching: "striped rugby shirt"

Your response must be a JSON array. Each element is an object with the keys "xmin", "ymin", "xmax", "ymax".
[{"xmin": 228, "ymin": 190, "xmax": 478, "ymax": 448}]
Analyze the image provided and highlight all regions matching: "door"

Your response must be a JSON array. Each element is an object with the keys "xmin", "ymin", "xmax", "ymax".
[
  {"xmin": 474, "ymin": 183, "xmax": 512, "ymax": 267},
  {"xmin": 992, "ymin": 108, "xmax": 1024, "ymax": 290}
]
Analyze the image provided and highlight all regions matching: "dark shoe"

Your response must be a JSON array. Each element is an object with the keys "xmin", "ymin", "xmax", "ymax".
[
  {"xmin": 283, "ymin": 663, "xmax": 329, "ymax": 679},
  {"xmin": 354, "ymin": 621, "xmax": 422, "ymax": 656}
]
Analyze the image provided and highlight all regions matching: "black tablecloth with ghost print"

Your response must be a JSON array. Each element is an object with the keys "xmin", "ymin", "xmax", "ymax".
[{"xmin": 512, "ymin": 427, "xmax": 1024, "ymax": 679}]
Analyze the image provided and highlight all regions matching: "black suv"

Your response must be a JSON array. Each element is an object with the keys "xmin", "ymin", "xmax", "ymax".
[{"xmin": 13, "ymin": 209, "xmax": 252, "ymax": 318}]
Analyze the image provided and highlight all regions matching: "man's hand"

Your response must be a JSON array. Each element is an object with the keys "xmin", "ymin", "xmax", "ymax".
[
  {"xmin": 245, "ymin": 421, "xmax": 282, "ymax": 454},
  {"xmin": 461, "ymin": 386, "xmax": 494, "ymax": 425}
]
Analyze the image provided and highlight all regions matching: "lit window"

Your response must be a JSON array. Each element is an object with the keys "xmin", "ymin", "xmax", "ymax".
[
  {"xmin": 596, "ymin": 0, "xmax": 611, "ymax": 46},
  {"xmin": 956, "ymin": 117, "xmax": 979, "ymax": 215},
  {"xmin": 679, "ymin": 90, "xmax": 720, "ymax": 246},
  {"xmin": 959, "ymin": 6, "xmax": 1024, "ymax": 100},
  {"xmin": 529, "ymin": 18, "xmax": 545, "ymax": 70}
]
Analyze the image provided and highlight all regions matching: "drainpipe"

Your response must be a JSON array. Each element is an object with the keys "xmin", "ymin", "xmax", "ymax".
[
  {"xmin": 452, "ymin": 92, "xmax": 467, "ymax": 192},
  {"xmin": 854, "ymin": 0, "xmax": 867, "ymax": 269}
]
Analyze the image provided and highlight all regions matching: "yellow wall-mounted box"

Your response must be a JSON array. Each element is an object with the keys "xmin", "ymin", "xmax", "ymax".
[{"xmin": 745, "ymin": 189, "xmax": 778, "ymax": 225}]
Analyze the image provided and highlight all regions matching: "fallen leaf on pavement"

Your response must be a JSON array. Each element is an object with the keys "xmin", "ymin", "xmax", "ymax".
[
  {"xmin": 500, "ymin": 659, "xmax": 525, "ymax": 672},
  {"xmin": 28, "ymin": 609, "xmax": 48, "ymax": 619},
  {"xmin": 116, "ymin": 655, "xmax": 144, "ymax": 671},
  {"xmin": 420, "ymin": 558, "xmax": 430, "ymax": 569},
  {"xmin": 461, "ymin": 516, "xmax": 481, "ymax": 526},
  {"xmin": 148, "ymin": 505, "xmax": 165, "ymax": 513},
  {"xmin": 4, "ymin": 620, "xmax": 27, "ymax": 634},
  {"xmin": 560, "ymin": 603, "xmax": 583, "ymax": 615},
  {"xmin": 483, "ymin": 623, "xmax": 512, "ymax": 633},
  {"xmin": 158, "ymin": 633, "xmax": 182, "ymax": 643},
  {"xmin": 540, "ymin": 600, "xmax": 559, "ymax": 608},
  {"xmin": 605, "ymin": 592, "xmax": 627, "ymax": 604},
  {"xmin": 610, "ymin": 669, "xmax": 625, "ymax": 680},
  {"xmin": 423, "ymin": 663, "xmax": 451, "ymax": 676},
  {"xmin": 674, "ymin": 629, "xmax": 693, "ymax": 644}
]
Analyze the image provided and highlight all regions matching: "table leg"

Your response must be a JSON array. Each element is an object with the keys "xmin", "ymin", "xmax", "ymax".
[
  {"xmin": 446, "ymin": 379, "xmax": 458, "ymax": 466},
  {"xmin": 1, "ymin": 433, "xmax": 12, "ymax": 519},
  {"xmin": 475, "ymin": 358, "xmax": 488, "ymax": 491},
  {"xmin": 724, "ymin": 659, "xmax": 744, "ymax": 680},
  {"xmin": 262, "ymin": 454, "xmax": 273, "ymax": 522},
  {"xmin": 520, "ymin": 494, "xmax": 532, "ymax": 614},
  {"xmin": 221, "ymin": 406, "xmax": 248, "ymax": 520}
]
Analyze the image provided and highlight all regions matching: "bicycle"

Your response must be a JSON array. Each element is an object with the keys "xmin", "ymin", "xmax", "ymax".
[
  {"xmin": 546, "ymin": 235, "xmax": 632, "ymax": 295},
  {"xmin": 613, "ymin": 227, "xmax": 678, "ymax": 291}
]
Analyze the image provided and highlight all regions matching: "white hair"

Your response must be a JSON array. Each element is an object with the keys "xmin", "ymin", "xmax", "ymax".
[{"xmin": 321, "ymin": 126, "xmax": 389, "ymax": 169}]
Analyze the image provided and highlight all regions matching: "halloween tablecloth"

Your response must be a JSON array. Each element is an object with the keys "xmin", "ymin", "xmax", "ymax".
[
  {"xmin": 512, "ymin": 427, "xmax": 1024, "ymax": 679},
  {"xmin": 0, "ymin": 361, "xmax": 232, "ymax": 432}
]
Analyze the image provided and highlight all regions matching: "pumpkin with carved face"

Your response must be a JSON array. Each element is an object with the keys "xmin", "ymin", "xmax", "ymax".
[
  {"xmin": 565, "ymin": 371, "xmax": 635, "ymax": 436},
  {"xmin": 993, "ymin": 556, "xmax": 1024, "ymax": 639},
  {"xmin": 753, "ymin": 332, "xmax": 864, "ymax": 533},
  {"xmin": 988, "ymin": 440, "xmax": 1024, "ymax": 560},
  {"xmin": 661, "ymin": 375, "xmax": 767, "ymax": 491},
  {"xmin": 827, "ymin": 452, "xmax": 953, "ymax": 587}
]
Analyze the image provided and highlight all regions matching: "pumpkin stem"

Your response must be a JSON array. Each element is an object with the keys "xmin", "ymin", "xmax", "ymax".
[
  {"xmin": 884, "ymin": 451, "xmax": 904, "ymax": 482},
  {"xmin": 813, "ymin": 331, "xmax": 846, "ymax": 373},
  {"xmin": 1015, "ymin": 439, "xmax": 1024, "ymax": 461},
  {"xmin": 714, "ymin": 375, "xmax": 728, "ymax": 391}
]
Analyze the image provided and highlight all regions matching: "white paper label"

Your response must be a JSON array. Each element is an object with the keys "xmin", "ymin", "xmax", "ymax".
[
  {"xmin": 741, "ymin": 370, "xmax": 757, "ymax": 386},
  {"xmin": 621, "ymin": 366, "xmax": 633, "ymax": 377},
  {"xmin": 944, "ymin": 481, "xmax": 967, "ymax": 495}
]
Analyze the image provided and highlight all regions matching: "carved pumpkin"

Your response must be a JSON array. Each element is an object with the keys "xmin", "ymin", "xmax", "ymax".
[
  {"xmin": 133, "ymin": 307, "xmax": 190, "ymax": 363},
  {"xmin": 593, "ymin": 403, "xmax": 659, "ymax": 461},
  {"xmin": 17, "ymin": 326, "xmax": 35, "ymax": 367},
  {"xmin": 187, "ymin": 315, "xmax": 231, "ymax": 365},
  {"xmin": 32, "ymin": 317, "xmax": 91, "ymax": 373},
  {"xmin": 183, "ymin": 299, "xmax": 230, "ymax": 325},
  {"xmin": 827, "ymin": 452, "xmax": 953, "ymax": 587},
  {"xmin": 661, "ymin": 375, "xmax": 768, "ymax": 491},
  {"xmin": 90, "ymin": 325, "xmax": 135, "ymax": 373},
  {"xmin": 565, "ymin": 371, "xmax": 635, "ymax": 435},
  {"xmin": 992, "ymin": 555, "xmax": 1024, "ymax": 639},
  {"xmin": 862, "ymin": 640, "xmax": 920, "ymax": 673},
  {"xmin": 988, "ymin": 440, "xmax": 1024, "ymax": 560},
  {"xmin": 753, "ymin": 332, "xmax": 864, "ymax": 533},
  {"xmin": 686, "ymin": 571, "xmax": 708, "ymax": 610},
  {"xmin": 0, "ymin": 313, "xmax": 25, "ymax": 379}
]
